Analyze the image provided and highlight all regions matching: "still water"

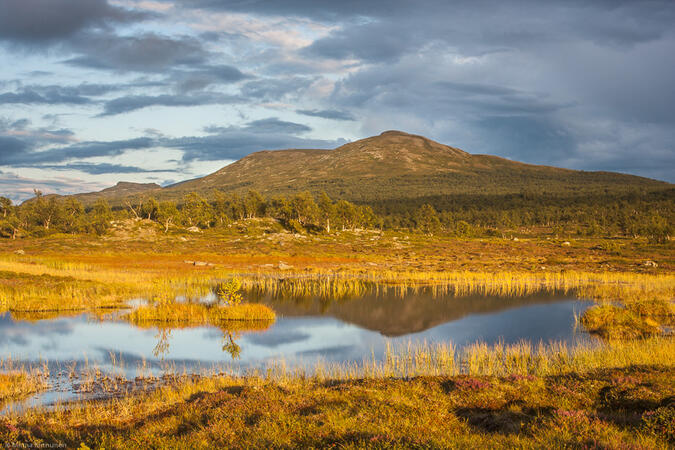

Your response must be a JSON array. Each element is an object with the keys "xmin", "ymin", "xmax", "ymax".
[{"xmin": 1, "ymin": 288, "xmax": 592, "ymax": 373}]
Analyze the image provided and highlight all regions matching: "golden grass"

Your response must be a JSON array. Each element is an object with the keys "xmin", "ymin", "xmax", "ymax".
[
  {"xmin": 258, "ymin": 336, "xmax": 675, "ymax": 381},
  {"xmin": 124, "ymin": 302, "xmax": 276, "ymax": 326},
  {"xmin": 0, "ymin": 360, "xmax": 49, "ymax": 404},
  {"xmin": 1, "ymin": 245, "xmax": 673, "ymax": 314}
]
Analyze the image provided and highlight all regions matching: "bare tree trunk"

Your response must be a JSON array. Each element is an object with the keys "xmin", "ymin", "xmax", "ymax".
[{"xmin": 126, "ymin": 201, "xmax": 141, "ymax": 220}]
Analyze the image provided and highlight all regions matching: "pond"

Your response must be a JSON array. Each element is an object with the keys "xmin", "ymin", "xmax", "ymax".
[{"xmin": 0, "ymin": 286, "xmax": 593, "ymax": 410}]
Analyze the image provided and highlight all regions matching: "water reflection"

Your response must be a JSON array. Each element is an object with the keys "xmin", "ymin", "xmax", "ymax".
[
  {"xmin": 0, "ymin": 289, "xmax": 592, "ymax": 379},
  {"xmin": 249, "ymin": 286, "xmax": 583, "ymax": 336}
]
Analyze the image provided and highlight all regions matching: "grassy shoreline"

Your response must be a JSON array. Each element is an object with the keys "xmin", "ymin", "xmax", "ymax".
[{"xmin": 1, "ymin": 337, "xmax": 674, "ymax": 448}]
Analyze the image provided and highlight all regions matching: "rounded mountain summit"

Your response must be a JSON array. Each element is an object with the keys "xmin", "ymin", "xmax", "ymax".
[{"xmin": 66, "ymin": 131, "xmax": 673, "ymax": 205}]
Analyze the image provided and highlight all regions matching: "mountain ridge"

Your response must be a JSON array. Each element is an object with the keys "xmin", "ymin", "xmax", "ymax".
[{"xmin": 37, "ymin": 130, "xmax": 673, "ymax": 206}]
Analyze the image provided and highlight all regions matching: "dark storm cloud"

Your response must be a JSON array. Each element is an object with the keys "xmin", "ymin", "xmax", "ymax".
[
  {"xmin": 1, "ymin": 0, "xmax": 674, "ymax": 183},
  {"xmin": 297, "ymin": 1, "xmax": 675, "ymax": 66},
  {"xmin": 303, "ymin": 21, "xmax": 419, "ymax": 63},
  {"xmin": 296, "ymin": 109, "xmax": 355, "ymax": 121},
  {"xmin": 65, "ymin": 32, "xmax": 209, "ymax": 72},
  {"xmin": 0, "ymin": 0, "xmax": 148, "ymax": 43},
  {"xmin": 99, "ymin": 92, "xmax": 244, "ymax": 116},
  {"xmin": 169, "ymin": 0, "xmax": 418, "ymax": 20}
]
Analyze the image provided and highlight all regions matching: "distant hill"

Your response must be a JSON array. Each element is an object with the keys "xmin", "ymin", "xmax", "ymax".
[
  {"xmin": 160, "ymin": 130, "xmax": 672, "ymax": 202},
  {"xmin": 72, "ymin": 181, "xmax": 161, "ymax": 205},
  {"xmin": 50, "ymin": 131, "xmax": 672, "ymax": 206}
]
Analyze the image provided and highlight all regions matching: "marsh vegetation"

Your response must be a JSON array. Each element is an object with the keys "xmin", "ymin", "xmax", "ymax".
[{"xmin": 0, "ymin": 228, "xmax": 672, "ymax": 448}]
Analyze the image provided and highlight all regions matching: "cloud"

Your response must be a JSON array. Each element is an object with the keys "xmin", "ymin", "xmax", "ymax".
[
  {"xmin": 296, "ymin": 109, "xmax": 355, "ymax": 121},
  {"xmin": 0, "ymin": 137, "xmax": 154, "ymax": 165},
  {"xmin": 38, "ymin": 163, "xmax": 169, "ymax": 174},
  {"xmin": 171, "ymin": 65, "xmax": 251, "ymax": 92},
  {"xmin": 0, "ymin": 136, "xmax": 30, "ymax": 156},
  {"xmin": 1, "ymin": 0, "xmax": 674, "ymax": 184},
  {"xmin": 64, "ymin": 32, "xmax": 209, "ymax": 72},
  {"xmin": 243, "ymin": 118, "xmax": 312, "ymax": 134},
  {"xmin": 99, "ymin": 92, "xmax": 244, "ymax": 116},
  {"xmin": 0, "ymin": 171, "xmax": 106, "ymax": 202},
  {"xmin": 241, "ymin": 76, "xmax": 315, "ymax": 101},
  {"xmin": 0, "ymin": 0, "xmax": 148, "ymax": 43},
  {"xmin": 0, "ymin": 84, "xmax": 118, "ymax": 105},
  {"xmin": 1, "ymin": 117, "xmax": 339, "ymax": 168},
  {"xmin": 165, "ymin": 131, "xmax": 343, "ymax": 162}
]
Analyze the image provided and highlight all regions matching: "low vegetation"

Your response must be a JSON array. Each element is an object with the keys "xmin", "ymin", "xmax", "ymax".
[
  {"xmin": 580, "ymin": 298, "xmax": 674, "ymax": 339},
  {"xmin": 0, "ymin": 192, "xmax": 671, "ymax": 447},
  {"xmin": 0, "ymin": 362, "xmax": 49, "ymax": 406},
  {"xmin": 1, "ymin": 338, "xmax": 674, "ymax": 448},
  {"xmin": 124, "ymin": 302, "xmax": 276, "ymax": 326}
]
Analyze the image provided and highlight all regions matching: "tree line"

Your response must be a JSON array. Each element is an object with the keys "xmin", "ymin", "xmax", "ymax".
[{"xmin": 0, "ymin": 188, "xmax": 672, "ymax": 242}]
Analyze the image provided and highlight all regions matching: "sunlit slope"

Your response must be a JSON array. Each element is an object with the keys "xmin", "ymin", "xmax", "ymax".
[
  {"xmin": 160, "ymin": 130, "xmax": 672, "ymax": 201},
  {"xmin": 61, "ymin": 130, "xmax": 672, "ymax": 205}
]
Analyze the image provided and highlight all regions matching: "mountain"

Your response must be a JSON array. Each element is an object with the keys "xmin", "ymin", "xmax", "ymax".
[
  {"xmin": 58, "ymin": 131, "xmax": 672, "ymax": 205},
  {"xmin": 71, "ymin": 181, "xmax": 161, "ymax": 205},
  {"xmin": 159, "ymin": 130, "xmax": 670, "ymax": 202}
]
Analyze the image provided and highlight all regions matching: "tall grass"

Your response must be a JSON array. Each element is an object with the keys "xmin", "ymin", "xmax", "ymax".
[
  {"xmin": 262, "ymin": 336, "xmax": 675, "ymax": 381},
  {"xmin": 0, "ymin": 359, "xmax": 49, "ymax": 404},
  {"xmin": 1, "ymin": 251, "xmax": 672, "ymax": 313},
  {"xmin": 124, "ymin": 302, "xmax": 276, "ymax": 326}
]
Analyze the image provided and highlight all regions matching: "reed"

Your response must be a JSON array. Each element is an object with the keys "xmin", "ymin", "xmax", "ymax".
[
  {"xmin": 124, "ymin": 302, "xmax": 276, "ymax": 326},
  {"xmin": 0, "ymin": 359, "xmax": 49, "ymax": 404},
  {"xmin": 1, "ymin": 249, "xmax": 672, "ymax": 322},
  {"xmin": 286, "ymin": 336, "xmax": 675, "ymax": 381}
]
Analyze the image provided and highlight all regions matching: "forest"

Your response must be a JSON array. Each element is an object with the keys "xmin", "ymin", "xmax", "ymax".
[{"xmin": 0, "ymin": 187, "xmax": 672, "ymax": 242}]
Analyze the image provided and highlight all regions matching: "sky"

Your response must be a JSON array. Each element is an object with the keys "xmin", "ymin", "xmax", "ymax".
[{"xmin": 0, "ymin": 0, "xmax": 674, "ymax": 202}]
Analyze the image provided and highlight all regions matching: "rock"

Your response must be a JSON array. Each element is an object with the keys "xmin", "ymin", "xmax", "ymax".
[
  {"xmin": 179, "ymin": 237, "xmax": 188, "ymax": 242},
  {"xmin": 186, "ymin": 226, "xmax": 201, "ymax": 233},
  {"xmin": 512, "ymin": 237, "xmax": 519, "ymax": 242},
  {"xmin": 278, "ymin": 262, "xmax": 293, "ymax": 270},
  {"xmin": 561, "ymin": 241, "xmax": 571, "ymax": 246},
  {"xmin": 14, "ymin": 249, "xmax": 25, "ymax": 255},
  {"xmin": 643, "ymin": 260, "xmax": 658, "ymax": 268},
  {"xmin": 184, "ymin": 260, "xmax": 212, "ymax": 266}
]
